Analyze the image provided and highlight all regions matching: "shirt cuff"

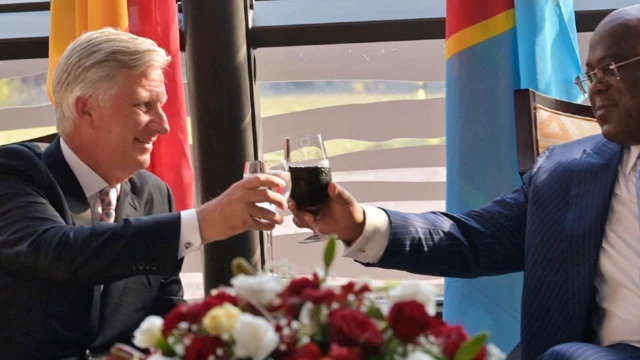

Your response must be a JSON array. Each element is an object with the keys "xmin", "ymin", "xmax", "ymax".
[
  {"xmin": 342, "ymin": 204, "xmax": 391, "ymax": 263},
  {"xmin": 178, "ymin": 209, "xmax": 203, "ymax": 259}
]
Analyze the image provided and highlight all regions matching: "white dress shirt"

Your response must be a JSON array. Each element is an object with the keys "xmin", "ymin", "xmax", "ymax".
[
  {"xmin": 60, "ymin": 139, "xmax": 202, "ymax": 259},
  {"xmin": 345, "ymin": 146, "xmax": 640, "ymax": 347}
]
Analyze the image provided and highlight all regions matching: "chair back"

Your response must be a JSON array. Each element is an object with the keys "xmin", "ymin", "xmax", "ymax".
[
  {"xmin": 514, "ymin": 89, "xmax": 599, "ymax": 175},
  {"xmin": 14, "ymin": 132, "xmax": 58, "ymax": 150}
]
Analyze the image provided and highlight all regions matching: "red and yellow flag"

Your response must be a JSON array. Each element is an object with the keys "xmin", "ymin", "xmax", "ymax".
[
  {"xmin": 47, "ymin": 0, "xmax": 128, "ymax": 102},
  {"xmin": 128, "ymin": 0, "xmax": 194, "ymax": 211}
]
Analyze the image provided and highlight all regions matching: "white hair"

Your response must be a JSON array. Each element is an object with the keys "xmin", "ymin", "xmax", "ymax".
[{"xmin": 52, "ymin": 27, "xmax": 171, "ymax": 135}]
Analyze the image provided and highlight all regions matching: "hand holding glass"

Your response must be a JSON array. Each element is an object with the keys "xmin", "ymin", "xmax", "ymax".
[{"xmin": 285, "ymin": 134, "xmax": 332, "ymax": 243}]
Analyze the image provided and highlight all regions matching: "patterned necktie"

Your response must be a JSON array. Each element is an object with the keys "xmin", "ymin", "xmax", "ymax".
[{"xmin": 98, "ymin": 186, "xmax": 118, "ymax": 223}]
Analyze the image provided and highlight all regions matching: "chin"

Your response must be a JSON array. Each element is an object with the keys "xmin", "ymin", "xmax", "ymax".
[
  {"xmin": 601, "ymin": 127, "xmax": 629, "ymax": 146},
  {"xmin": 135, "ymin": 156, "xmax": 151, "ymax": 170}
]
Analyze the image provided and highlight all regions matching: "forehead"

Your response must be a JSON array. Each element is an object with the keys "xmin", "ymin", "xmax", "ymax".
[{"xmin": 587, "ymin": 17, "xmax": 640, "ymax": 67}]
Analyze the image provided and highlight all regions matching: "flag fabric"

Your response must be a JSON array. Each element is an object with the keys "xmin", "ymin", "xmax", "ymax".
[
  {"xmin": 47, "ymin": 0, "xmax": 128, "ymax": 102},
  {"xmin": 128, "ymin": 0, "xmax": 194, "ymax": 211},
  {"xmin": 444, "ymin": 0, "xmax": 583, "ymax": 353}
]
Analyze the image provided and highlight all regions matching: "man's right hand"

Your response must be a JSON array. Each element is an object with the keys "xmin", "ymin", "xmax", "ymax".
[
  {"xmin": 289, "ymin": 182, "xmax": 366, "ymax": 243},
  {"xmin": 196, "ymin": 174, "xmax": 287, "ymax": 244}
]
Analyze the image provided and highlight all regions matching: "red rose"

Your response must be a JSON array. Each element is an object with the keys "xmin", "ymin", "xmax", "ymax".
[
  {"xmin": 474, "ymin": 346, "xmax": 488, "ymax": 360},
  {"xmin": 185, "ymin": 336, "xmax": 229, "ymax": 360},
  {"xmin": 326, "ymin": 344, "xmax": 362, "ymax": 360},
  {"xmin": 424, "ymin": 314, "xmax": 446, "ymax": 336},
  {"xmin": 282, "ymin": 275, "xmax": 321, "ymax": 298},
  {"xmin": 388, "ymin": 300, "xmax": 429, "ymax": 344},
  {"xmin": 335, "ymin": 281, "xmax": 372, "ymax": 307},
  {"xmin": 340, "ymin": 281, "xmax": 372, "ymax": 297},
  {"xmin": 327, "ymin": 308, "xmax": 383, "ymax": 354},
  {"xmin": 162, "ymin": 303, "xmax": 201, "ymax": 336},
  {"xmin": 288, "ymin": 342, "xmax": 323, "ymax": 360},
  {"xmin": 162, "ymin": 291, "xmax": 237, "ymax": 336},
  {"xmin": 435, "ymin": 325, "xmax": 469, "ymax": 359},
  {"xmin": 301, "ymin": 288, "xmax": 337, "ymax": 305}
]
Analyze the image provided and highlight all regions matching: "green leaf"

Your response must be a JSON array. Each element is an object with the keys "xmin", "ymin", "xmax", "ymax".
[
  {"xmin": 366, "ymin": 303, "xmax": 386, "ymax": 321},
  {"xmin": 231, "ymin": 257, "xmax": 256, "ymax": 276},
  {"xmin": 453, "ymin": 332, "xmax": 489, "ymax": 360},
  {"xmin": 156, "ymin": 338, "xmax": 176, "ymax": 357},
  {"xmin": 323, "ymin": 235, "xmax": 337, "ymax": 278}
]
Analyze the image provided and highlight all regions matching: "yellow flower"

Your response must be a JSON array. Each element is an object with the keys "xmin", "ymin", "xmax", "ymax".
[{"xmin": 202, "ymin": 303, "xmax": 242, "ymax": 336}]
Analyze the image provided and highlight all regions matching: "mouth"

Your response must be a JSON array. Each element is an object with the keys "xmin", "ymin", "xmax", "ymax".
[
  {"xmin": 594, "ymin": 101, "xmax": 617, "ymax": 112},
  {"xmin": 135, "ymin": 137, "xmax": 155, "ymax": 148}
]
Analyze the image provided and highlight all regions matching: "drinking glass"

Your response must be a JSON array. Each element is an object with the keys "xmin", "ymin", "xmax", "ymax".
[
  {"xmin": 284, "ymin": 134, "xmax": 332, "ymax": 243},
  {"xmin": 243, "ymin": 160, "xmax": 291, "ymax": 273}
]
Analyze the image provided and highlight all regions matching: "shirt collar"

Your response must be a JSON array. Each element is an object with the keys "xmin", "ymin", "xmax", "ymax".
[
  {"xmin": 60, "ymin": 138, "xmax": 119, "ymax": 198},
  {"xmin": 623, "ymin": 145, "xmax": 640, "ymax": 176}
]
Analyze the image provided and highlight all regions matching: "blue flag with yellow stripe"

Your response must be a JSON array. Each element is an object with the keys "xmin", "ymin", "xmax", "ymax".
[{"xmin": 444, "ymin": 0, "xmax": 583, "ymax": 353}]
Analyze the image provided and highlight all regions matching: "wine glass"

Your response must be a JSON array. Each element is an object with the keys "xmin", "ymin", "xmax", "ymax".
[
  {"xmin": 243, "ymin": 160, "xmax": 291, "ymax": 274},
  {"xmin": 284, "ymin": 134, "xmax": 332, "ymax": 243}
]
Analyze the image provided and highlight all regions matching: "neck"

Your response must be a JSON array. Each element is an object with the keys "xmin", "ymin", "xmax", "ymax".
[{"xmin": 62, "ymin": 134, "xmax": 131, "ymax": 186}]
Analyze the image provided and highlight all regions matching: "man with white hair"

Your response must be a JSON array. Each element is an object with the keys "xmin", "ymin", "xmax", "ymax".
[{"xmin": 0, "ymin": 28, "xmax": 286, "ymax": 359}]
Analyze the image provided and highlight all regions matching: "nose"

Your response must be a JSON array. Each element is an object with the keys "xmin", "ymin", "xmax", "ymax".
[
  {"xmin": 153, "ymin": 107, "xmax": 170, "ymax": 135},
  {"xmin": 588, "ymin": 76, "xmax": 610, "ymax": 97}
]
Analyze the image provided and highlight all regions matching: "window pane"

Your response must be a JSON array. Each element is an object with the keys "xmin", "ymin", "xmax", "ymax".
[
  {"xmin": 0, "ymin": 11, "xmax": 49, "ymax": 39},
  {"xmin": 256, "ymin": 40, "xmax": 445, "ymax": 291}
]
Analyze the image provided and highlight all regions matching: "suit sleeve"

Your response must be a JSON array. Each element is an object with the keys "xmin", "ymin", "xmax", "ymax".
[
  {"xmin": 369, "ymin": 148, "xmax": 551, "ymax": 278},
  {"xmin": 0, "ymin": 145, "xmax": 182, "ymax": 285},
  {"xmin": 151, "ymin": 184, "xmax": 187, "ymax": 316}
]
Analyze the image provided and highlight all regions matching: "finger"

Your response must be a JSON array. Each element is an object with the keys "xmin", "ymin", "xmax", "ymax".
[
  {"xmin": 328, "ymin": 182, "xmax": 357, "ymax": 206},
  {"xmin": 241, "ymin": 174, "xmax": 286, "ymax": 190},
  {"xmin": 247, "ymin": 204, "xmax": 283, "ymax": 225},
  {"xmin": 292, "ymin": 214, "xmax": 313, "ymax": 230},
  {"xmin": 245, "ymin": 189, "xmax": 288, "ymax": 210},
  {"xmin": 288, "ymin": 199, "xmax": 297, "ymax": 212},
  {"xmin": 247, "ymin": 216, "xmax": 276, "ymax": 231}
]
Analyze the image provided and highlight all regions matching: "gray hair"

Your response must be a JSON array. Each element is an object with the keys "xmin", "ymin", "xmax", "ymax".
[{"xmin": 52, "ymin": 28, "xmax": 171, "ymax": 135}]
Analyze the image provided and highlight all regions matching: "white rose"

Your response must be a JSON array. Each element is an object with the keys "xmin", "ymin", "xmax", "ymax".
[
  {"xmin": 406, "ymin": 351, "xmax": 436, "ymax": 360},
  {"xmin": 388, "ymin": 281, "xmax": 438, "ymax": 316},
  {"xmin": 132, "ymin": 315, "xmax": 164, "ymax": 349},
  {"xmin": 230, "ymin": 274, "xmax": 284, "ymax": 305},
  {"xmin": 232, "ymin": 313, "xmax": 279, "ymax": 360},
  {"xmin": 202, "ymin": 302, "xmax": 242, "ymax": 335}
]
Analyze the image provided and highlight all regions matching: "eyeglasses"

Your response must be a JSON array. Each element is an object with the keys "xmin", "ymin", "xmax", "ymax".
[{"xmin": 574, "ymin": 55, "xmax": 640, "ymax": 95}]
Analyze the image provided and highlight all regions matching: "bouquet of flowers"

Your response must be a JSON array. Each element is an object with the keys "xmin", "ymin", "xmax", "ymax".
[{"xmin": 109, "ymin": 236, "xmax": 505, "ymax": 360}]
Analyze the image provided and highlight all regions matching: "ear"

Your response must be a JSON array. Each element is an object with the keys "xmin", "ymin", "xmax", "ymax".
[{"xmin": 73, "ymin": 95, "xmax": 97, "ymax": 129}]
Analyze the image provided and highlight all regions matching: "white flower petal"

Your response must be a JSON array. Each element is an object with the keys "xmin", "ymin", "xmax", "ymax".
[
  {"xmin": 132, "ymin": 316, "xmax": 164, "ymax": 349},
  {"xmin": 232, "ymin": 314, "xmax": 279, "ymax": 360},
  {"xmin": 231, "ymin": 274, "xmax": 284, "ymax": 305}
]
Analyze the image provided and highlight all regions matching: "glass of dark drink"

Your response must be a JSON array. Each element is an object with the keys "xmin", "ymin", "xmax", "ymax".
[{"xmin": 285, "ymin": 134, "xmax": 332, "ymax": 243}]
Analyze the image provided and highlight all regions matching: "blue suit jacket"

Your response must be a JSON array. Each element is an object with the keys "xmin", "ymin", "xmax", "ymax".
[{"xmin": 370, "ymin": 134, "xmax": 622, "ymax": 360}]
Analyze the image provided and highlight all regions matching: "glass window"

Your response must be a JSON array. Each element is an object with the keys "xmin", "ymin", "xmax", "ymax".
[
  {"xmin": 0, "ymin": 11, "xmax": 49, "ymax": 39},
  {"xmin": 256, "ymin": 40, "xmax": 446, "ymax": 292}
]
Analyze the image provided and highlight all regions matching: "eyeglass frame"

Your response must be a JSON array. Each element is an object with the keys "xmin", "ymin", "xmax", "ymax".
[{"xmin": 574, "ymin": 55, "xmax": 640, "ymax": 95}]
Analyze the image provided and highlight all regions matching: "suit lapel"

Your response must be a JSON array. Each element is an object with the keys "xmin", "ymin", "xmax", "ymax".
[
  {"xmin": 42, "ymin": 138, "xmax": 91, "ymax": 225},
  {"xmin": 114, "ymin": 180, "xmax": 142, "ymax": 222},
  {"xmin": 565, "ymin": 139, "xmax": 621, "ymax": 339}
]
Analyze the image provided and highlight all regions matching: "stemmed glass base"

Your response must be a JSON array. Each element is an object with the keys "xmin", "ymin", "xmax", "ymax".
[{"xmin": 299, "ymin": 231, "xmax": 329, "ymax": 243}]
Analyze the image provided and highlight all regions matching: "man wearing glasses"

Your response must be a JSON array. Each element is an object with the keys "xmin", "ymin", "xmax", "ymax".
[{"xmin": 290, "ymin": 5, "xmax": 640, "ymax": 360}]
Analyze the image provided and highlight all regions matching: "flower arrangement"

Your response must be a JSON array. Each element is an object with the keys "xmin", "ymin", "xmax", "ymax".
[{"xmin": 108, "ymin": 236, "xmax": 505, "ymax": 360}]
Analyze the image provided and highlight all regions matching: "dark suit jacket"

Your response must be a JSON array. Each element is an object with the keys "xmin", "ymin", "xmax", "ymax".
[
  {"xmin": 367, "ymin": 134, "xmax": 622, "ymax": 360},
  {"xmin": 0, "ymin": 138, "xmax": 186, "ymax": 359}
]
